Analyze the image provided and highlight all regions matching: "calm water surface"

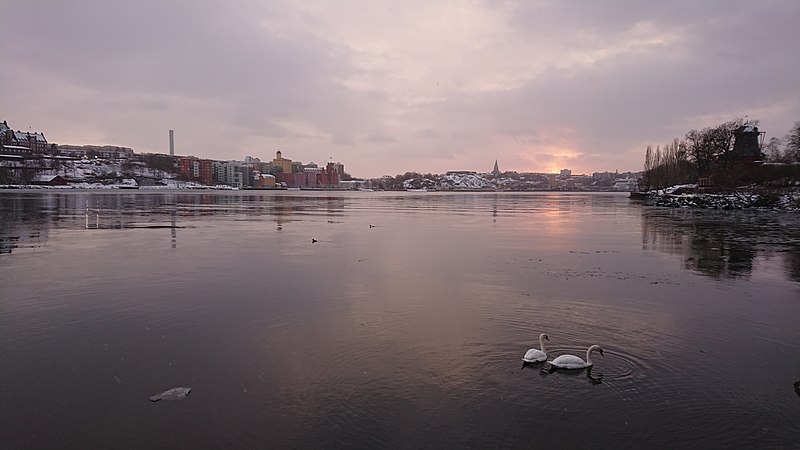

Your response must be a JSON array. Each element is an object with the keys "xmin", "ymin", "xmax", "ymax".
[{"xmin": 1, "ymin": 191, "xmax": 799, "ymax": 449}]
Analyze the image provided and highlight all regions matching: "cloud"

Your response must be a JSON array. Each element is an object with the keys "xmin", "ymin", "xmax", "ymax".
[
  {"xmin": 1, "ymin": 0, "xmax": 799, "ymax": 177},
  {"xmin": 416, "ymin": 129, "xmax": 441, "ymax": 138},
  {"xmin": 365, "ymin": 133, "xmax": 399, "ymax": 144}
]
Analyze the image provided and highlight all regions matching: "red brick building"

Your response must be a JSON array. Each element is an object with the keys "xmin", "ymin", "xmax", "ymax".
[{"xmin": 178, "ymin": 157, "xmax": 213, "ymax": 184}]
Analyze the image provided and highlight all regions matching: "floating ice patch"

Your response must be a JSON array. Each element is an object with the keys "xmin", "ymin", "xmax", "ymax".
[{"xmin": 150, "ymin": 387, "xmax": 192, "ymax": 402}]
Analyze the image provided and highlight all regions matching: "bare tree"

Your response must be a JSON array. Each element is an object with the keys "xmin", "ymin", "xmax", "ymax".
[
  {"xmin": 711, "ymin": 119, "xmax": 743, "ymax": 168},
  {"xmin": 685, "ymin": 129, "xmax": 714, "ymax": 175},
  {"xmin": 642, "ymin": 140, "xmax": 694, "ymax": 189},
  {"xmin": 785, "ymin": 121, "xmax": 800, "ymax": 162},
  {"xmin": 643, "ymin": 145, "xmax": 654, "ymax": 188},
  {"xmin": 763, "ymin": 137, "xmax": 785, "ymax": 162},
  {"xmin": 685, "ymin": 119, "xmax": 745, "ymax": 174}
]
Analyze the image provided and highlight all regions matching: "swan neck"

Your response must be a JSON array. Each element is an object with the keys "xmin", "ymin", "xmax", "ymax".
[
  {"xmin": 539, "ymin": 335, "xmax": 547, "ymax": 353},
  {"xmin": 586, "ymin": 347, "xmax": 593, "ymax": 365}
]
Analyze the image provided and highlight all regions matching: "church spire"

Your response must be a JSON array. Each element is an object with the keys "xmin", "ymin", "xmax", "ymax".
[{"xmin": 492, "ymin": 159, "xmax": 500, "ymax": 176}]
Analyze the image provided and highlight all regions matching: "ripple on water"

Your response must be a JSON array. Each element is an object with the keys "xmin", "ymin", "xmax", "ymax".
[{"xmin": 472, "ymin": 289, "xmax": 797, "ymax": 448}]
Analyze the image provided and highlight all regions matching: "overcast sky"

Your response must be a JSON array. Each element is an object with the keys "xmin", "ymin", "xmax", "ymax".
[{"xmin": 2, "ymin": 1, "xmax": 798, "ymax": 177}]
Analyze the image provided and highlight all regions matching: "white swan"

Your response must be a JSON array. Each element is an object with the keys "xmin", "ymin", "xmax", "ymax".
[
  {"xmin": 522, "ymin": 333, "xmax": 550, "ymax": 363},
  {"xmin": 549, "ymin": 344, "xmax": 604, "ymax": 369}
]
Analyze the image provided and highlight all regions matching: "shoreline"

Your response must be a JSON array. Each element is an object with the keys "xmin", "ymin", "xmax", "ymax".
[{"xmin": 629, "ymin": 186, "xmax": 800, "ymax": 213}]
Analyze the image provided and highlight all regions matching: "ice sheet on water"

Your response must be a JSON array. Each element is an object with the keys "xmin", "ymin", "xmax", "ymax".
[{"xmin": 149, "ymin": 386, "xmax": 192, "ymax": 402}]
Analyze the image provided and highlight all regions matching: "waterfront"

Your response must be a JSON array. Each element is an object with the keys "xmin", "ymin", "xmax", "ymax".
[{"xmin": 1, "ymin": 191, "xmax": 799, "ymax": 448}]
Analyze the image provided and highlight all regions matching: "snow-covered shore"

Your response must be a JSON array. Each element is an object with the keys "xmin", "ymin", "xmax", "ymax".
[
  {"xmin": 0, "ymin": 183, "xmax": 212, "ymax": 190},
  {"xmin": 638, "ymin": 184, "xmax": 800, "ymax": 212}
]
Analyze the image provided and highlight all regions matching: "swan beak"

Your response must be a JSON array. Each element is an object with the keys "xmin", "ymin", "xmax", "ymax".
[
  {"xmin": 599, "ymin": 349, "xmax": 605, "ymax": 356},
  {"xmin": 544, "ymin": 335, "xmax": 550, "ymax": 341}
]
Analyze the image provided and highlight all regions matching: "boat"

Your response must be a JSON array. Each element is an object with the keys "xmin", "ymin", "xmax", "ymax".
[
  {"xmin": 629, "ymin": 191, "xmax": 652, "ymax": 200},
  {"xmin": 117, "ymin": 178, "xmax": 140, "ymax": 189}
]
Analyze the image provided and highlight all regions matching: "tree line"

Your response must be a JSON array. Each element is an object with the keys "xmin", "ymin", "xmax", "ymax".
[{"xmin": 642, "ymin": 119, "xmax": 800, "ymax": 190}]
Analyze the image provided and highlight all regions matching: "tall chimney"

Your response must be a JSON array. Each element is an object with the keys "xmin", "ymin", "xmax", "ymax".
[{"xmin": 169, "ymin": 129, "xmax": 174, "ymax": 156}]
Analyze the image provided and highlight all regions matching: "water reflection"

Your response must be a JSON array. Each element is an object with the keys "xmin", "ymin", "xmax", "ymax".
[
  {"xmin": 538, "ymin": 362, "xmax": 604, "ymax": 384},
  {"xmin": 641, "ymin": 207, "xmax": 800, "ymax": 281},
  {"xmin": 0, "ymin": 194, "xmax": 51, "ymax": 254},
  {"xmin": 0, "ymin": 191, "xmax": 354, "ymax": 254},
  {"xmin": 526, "ymin": 362, "xmax": 605, "ymax": 385},
  {"xmin": 171, "ymin": 209, "xmax": 177, "ymax": 249},
  {"xmin": 2, "ymin": 191, "xmax": 799, "ymax": 448},
  {"xmin": 785, "ymin": 250, "xmax": 800, "ymax": 283},
  {"xmin": 5, "ymin": 191, "xmax": 800, "ymax": 284}
]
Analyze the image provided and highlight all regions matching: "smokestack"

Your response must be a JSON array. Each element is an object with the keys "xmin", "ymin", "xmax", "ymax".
[{"xmin": 169, "ymin": 130, "xmax": 174, "ymax": 156}]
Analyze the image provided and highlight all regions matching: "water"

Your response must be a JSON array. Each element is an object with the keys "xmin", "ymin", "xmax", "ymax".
[{"xmin": 1, "ymin": 191, "xmax": 799, "ymax": 448}]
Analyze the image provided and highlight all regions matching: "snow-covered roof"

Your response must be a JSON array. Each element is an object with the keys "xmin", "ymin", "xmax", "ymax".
[
  {"xmin": 741, "ymin": 124, "xmax": 757, "ymax": 132},
  {"xmin": 12, "ymin": 131, "xmax": 47, "ymax": 143},
  {"xmin": 33, "ymin": 174, "xmax": 59, "ymax": 182}
]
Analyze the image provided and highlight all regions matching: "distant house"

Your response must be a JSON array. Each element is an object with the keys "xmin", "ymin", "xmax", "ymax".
[
  {"xmin": 58, "ymin": 144, "xmax": 134, "ymax": 159},
  {"xmin": 611, "ymin": 179, "xmax": 638, "ymax": 192},
  {"xmin": 1, "ymin": 120, "xmax": 55, "ymax": 154},
  {"xmin": 33, "ymin": 174, "xmax": 68, "ymax": 186},
  {"xmin": 255, "ymin": 173, "xmax": 277, "ymax": 188},
  {"xmin": 1, "ymin": 144, "xmax": 33, "ymax": 156}
]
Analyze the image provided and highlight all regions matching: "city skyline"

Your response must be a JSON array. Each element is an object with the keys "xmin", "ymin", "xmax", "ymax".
[{"xmin": 1, "ymin": 1, "xmax": 799, "ymax": 178}]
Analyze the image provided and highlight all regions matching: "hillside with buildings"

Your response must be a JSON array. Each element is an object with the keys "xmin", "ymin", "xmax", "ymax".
[
  {"xmin": 1, "ymin": 119, "xmax": 642, "ymax": 191},
  {"xmin": 0, "ymin": 120, "xmax": 348, "ymax": 189}
]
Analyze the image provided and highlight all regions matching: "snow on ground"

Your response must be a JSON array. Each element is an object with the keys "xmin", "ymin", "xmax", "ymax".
[
  {"xmin": 402, "ymin": 173, "xmax": 495, "ymax": 190},
  {"xmin": 438, "ymin": 173, "xmax": 494, "ymax": 190},
  {"xmin": 656, "ymin": 184, "xmax": 697, "ymax": 195},
  {"xmin": 648, "ymin": 187, "xmax": 800, "ymax": 212}
]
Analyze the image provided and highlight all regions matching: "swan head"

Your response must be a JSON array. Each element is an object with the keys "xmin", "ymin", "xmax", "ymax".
[
  {"xmin": 540, "ymin": 333, "xmax": 549, "ymax": 342},
  {"xmin": 588, "ymin": 344, "xmax": 604, "ymax": 356}
]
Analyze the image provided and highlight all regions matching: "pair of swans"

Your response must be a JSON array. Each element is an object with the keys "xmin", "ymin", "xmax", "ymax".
[{"xmin": 522, "ymin": 333, "xmax": 604, "ymax": 369}]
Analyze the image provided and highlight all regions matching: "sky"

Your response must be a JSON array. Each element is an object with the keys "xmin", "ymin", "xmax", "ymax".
[{"xmin": 1, "ymin": 1, "xmax": 799, "ymax": 178}]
